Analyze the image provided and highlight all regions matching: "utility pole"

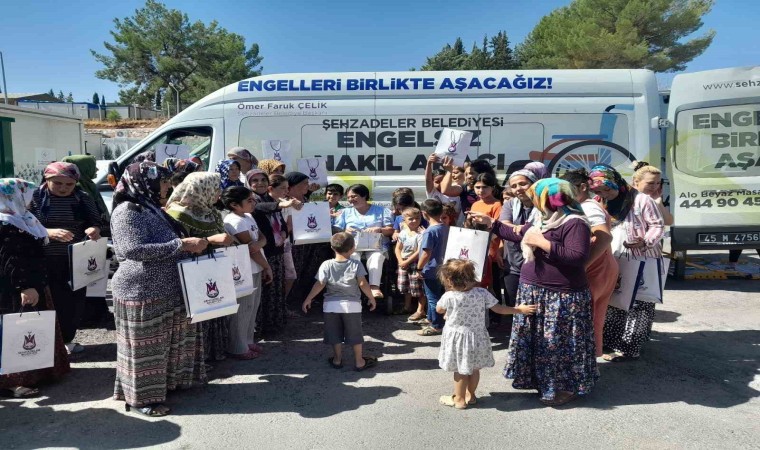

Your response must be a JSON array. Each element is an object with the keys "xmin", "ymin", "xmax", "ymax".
[{"xmin": 0, "ymin": 51, "xmax": 8, "ymax": 105}]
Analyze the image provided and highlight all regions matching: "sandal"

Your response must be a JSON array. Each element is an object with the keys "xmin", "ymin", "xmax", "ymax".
[
  {"xmin": 602, "ymin": 352, "xmax": 640, "ymax": 363},
  {"xmin": 417, "ymin": 326, "xmax": 442, "ymax": 336},
  {"xmin": 407, "ymin": 312, "xmax": 426, "ymax": 322},
  {"xmin": 327, "ymin": 357, "xmax": 343, "ymax": 369},
  {"xmin": 466, "ymin": 395, "xmax": 477, "ymax": 405},
  {"xmin": 229, "ymin": 350, "xmax": 260, "ymax": 360},
  {"xmin": 540, "ymin": 391, "xmax": 578, "ymax": 407},
  {"xmin": 355, "ymin": 356, "xmax": 378, "ymax": 372},
  {"xmin": 415, "ymin": 319, "xmax": 431, "ymax": 326},
  {"xmin": 125, "ymin": 403, "xmax": 171, "ymax": 417},
  {"xmin": 439, "ymin": 395, "xmax": 467, "ymax": 409},
  {"xmin": 1, "ymin": 386, "xmax": 40, "ymax": 398}
]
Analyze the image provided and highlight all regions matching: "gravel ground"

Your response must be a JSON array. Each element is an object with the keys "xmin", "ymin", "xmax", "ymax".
[{"xmin": 1, "ymin": 277, "xmax": 758, "ymax": 450}]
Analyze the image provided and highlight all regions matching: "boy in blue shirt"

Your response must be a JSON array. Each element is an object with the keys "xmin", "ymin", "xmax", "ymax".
[
  {"xmin": 415, "ymin": 199, "xmax": 449, "ymax": 336},
  {"xmin": 302, "ymin": 232, "xmax": 378, "ymax": 371}
]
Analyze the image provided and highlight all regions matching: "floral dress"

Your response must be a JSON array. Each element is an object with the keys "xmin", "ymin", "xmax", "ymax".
[{"xmin": 438, "ymin": 288, "xmax": 497, "ymax": 375}]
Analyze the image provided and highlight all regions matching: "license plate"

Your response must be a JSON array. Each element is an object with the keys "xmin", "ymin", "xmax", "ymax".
[{"xmin": 698, "ymin": 232, "xmax": 760, "ymax": 245}]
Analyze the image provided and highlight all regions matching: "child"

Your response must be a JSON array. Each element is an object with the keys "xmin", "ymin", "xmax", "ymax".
[
  {"xmin": 325, "ymin": 183, "xmax": 345, "ymax": 225},
  {"xmin": 465, "ymin": 173, "xmax": 503, "ymax": 293},
  {"xmin": 394, "ymin": 207, "xmax": 425, "ymax": 319},
  {"xmin": 441, "ymin": 203, "xmax": 458, "ymax": 227},
  {"xmin": 435, "ymin": 259, "xmax": 537, "ymax": 409},
  {"xmin": 425, "ymin": 153, "xmax": 462, "ymax": 224},
  {"xmin": 222, "ymin": 186, "xmax": 273, "ymax": 359},
  {"xmin": 414, "ymin": 199, "xmax": 448, "ymax": 336},
  {"xmin": 302, "ymin": 232, "xmax": 379, "ymax": 371}
]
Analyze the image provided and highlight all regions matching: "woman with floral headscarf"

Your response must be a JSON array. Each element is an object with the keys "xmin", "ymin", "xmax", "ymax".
[
  {"xmin": 166, "ymin": 172, "xmax": 234, "ymax": 362},
  {"xmin": 469, "ymin": 178, "xmax": 596, "ymax": 406},
  {"xmin": 216, "ymin": 159, "xmax": 244, "ymax": 190},
  {"xmin": 0, "ymin": 179, "xmax": 70, "ymax": 398},
  {"xmin": 257, "ymin": 159, "xmax": 286, "ymax": 176},
  {"xmin": 110, "ymin": 162, "xmax": 208, "ymax": 417},
  {"xmin": 587, "ymin": 164, "xmax": 664, "ymax": 363},
  {"xmin": 30, "ymin": 162, "xmax": 102, "ymax": 355}
]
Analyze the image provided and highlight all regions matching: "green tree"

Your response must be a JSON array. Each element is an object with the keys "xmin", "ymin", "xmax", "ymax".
[
  {"xmin": 66, "ymin": 92, "xmax": 74, "ymax": 103},
  {"xmin": 57, "ymin": 90, "xmax": 65, "ymax": 101},
  {"xmin": 91, "ymin": 0, "xmax": 263, "ymax": 110},
  {"xmin": 154, "ymin": 89, "xmax": 162, "ymax": 111},
  {"xmin": 100, "ymin": 95, "xmax": 106, "ymax": 107},
  {"xmin": 420, "ymin": 31, "xmax": 518, "ymax": 71},
  {"xmin": 93, "ymin": 92, "xmax": 100, "ymax": 104},
  {"xmin": 516, "ymin": 0, "xmax": 715, "ymax": 72},
  {"xmin": 48, "ymin": 89, "xmax": 55, "ymax": 97}
]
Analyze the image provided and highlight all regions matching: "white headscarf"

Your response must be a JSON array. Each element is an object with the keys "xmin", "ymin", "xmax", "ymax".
[{"xmin": 0, "ymin": 178, "xmax": 49, "ymax": 243}]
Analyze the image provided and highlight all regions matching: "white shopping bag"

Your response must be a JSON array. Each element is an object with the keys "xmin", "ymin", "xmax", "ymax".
[
  {"xmin": 610, "ymin": 223, "xmax": 628, "ymax": 258},
  {"xmin": 635, "ymin": 256, "xmax": 669, "ymax": 304},
  {"xmin": 69, "ymin": 239, "xmax": 108, "ymax": 291},
  {"xmin": 1, "ymin": 310, "xmax": 56, "ymax": 375},
  {"xmin": 219, "ymin": 245, "xmax": 255, "ymax": 298},
  {"xmin": 178, "ymin": 252, "xmax": 239, "ymax": 323},
  {"xmin": 434, "ymin": 128, "xmax": 472, "ymax": 167},
  {"xmin": 297, "ymin": 158, "xmax": 328, "ymax": 187},
  {"xmin": 85, "ymin": 265, "xmax": 108, "ymax": 298},
  {"xmin": 609, "ymin": 256, "xmax": 644, "ymax": 311},
  {"xmin": 155, "ymin": 144, "xmax": 191, "ymax": 164},
  {"xmin": 261, "ymin": 139, "xmax": 291, "ymax": 163},
  {"xmin": 291, "ymin": 202, "xmax": 332, "ymax": 245},
  {"xmin": 354, "ymin": 231, "xmax": 383, "ymax": 252},
  {"xmin": 443, "ymin": 226, "xmax": 489, "ymax": 281}
]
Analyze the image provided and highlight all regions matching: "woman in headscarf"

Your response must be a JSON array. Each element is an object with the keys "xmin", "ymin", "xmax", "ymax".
[
  {"xmin": 495, "ymin": 167, "xmax": 540, "ymax": 338},
  {"xmin": 0, "ymin": 179, "xmax": 70, "ymax": 398},
  {"xmin": 110, "ymin": 162, "xmax": 208, "ymax": 417},
  {"xmin": 587, "ymin": 164, "xmax": 664, "ymax": 363},
  {"xmin": 246, "ymin": 169, "xmax": 300, "ymax": 336},
  {"xmin": 561, "ymin": 169, "xmax": 619, "ymax": 357},
  {"xmin": 166, "ymin": 172, "xmax": 234, "ymax": 362},
  {"xmin": 257, "ymin": 159, "xmax": 286, "ymax": 176},
  {"xmin": 215, "ymin": 159, "xmax": 244, "ymax": 190},
  {"xmin": 62, "ymin": 154, "xmax": 112, "ymax": 326},
  {"xmin": 469, "ymin": 178, "xmax": 596, "ymax": 406},
  {"xmin": 284, "ymin": 172, "xmax": 333, "ymax": 309},
  {"xmin": 30, "ymin": 162, "xmax": 102, "ymax": 355}
]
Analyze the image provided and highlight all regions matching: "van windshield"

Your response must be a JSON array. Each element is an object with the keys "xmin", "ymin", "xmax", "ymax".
[{"xmin": 674, "ymin": 104, "xmax": 760, "ymax": 177}]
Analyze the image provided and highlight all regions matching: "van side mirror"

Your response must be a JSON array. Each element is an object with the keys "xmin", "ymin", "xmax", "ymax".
[{"xmin": 651, "ymin": 117, "xmax": 671, "ymax": 129}]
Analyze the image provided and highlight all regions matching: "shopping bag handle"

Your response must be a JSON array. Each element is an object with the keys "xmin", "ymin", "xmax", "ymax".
[{"xmin": 18, "ymin": 304, "xmax": 41, "ymax": 317}]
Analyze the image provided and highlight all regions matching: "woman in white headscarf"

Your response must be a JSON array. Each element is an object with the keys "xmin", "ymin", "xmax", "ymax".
[{"xmin": 0, "ymin": 178, "xmax": 70, "ymax": 398}]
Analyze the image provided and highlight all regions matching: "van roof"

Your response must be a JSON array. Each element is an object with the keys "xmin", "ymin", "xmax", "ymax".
[{"xmin": 670, "ymin": 66, "xmax": 760, "ymax": 103}]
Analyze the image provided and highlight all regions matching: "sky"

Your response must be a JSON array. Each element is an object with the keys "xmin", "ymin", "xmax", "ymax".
[{"xmin": 0, "ymin": 0, "xmax": 757, "ymax": 104}]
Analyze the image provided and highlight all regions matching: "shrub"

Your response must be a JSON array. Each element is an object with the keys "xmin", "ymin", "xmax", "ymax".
[{"xmin": 106, "ymin": 110, "xmax": 121, "ymax": 122}]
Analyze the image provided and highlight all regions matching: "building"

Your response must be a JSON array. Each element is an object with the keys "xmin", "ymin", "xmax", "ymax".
[{"xmin": 1, "ymin": 92, "xmax": 60, "ymax": 106}]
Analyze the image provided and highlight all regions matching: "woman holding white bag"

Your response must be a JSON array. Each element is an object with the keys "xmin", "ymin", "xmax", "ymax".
[
  {"xmin": 587, "ymin": 164, "xmax": 664, "ymax": 363},
  {"xmin": 111, "ymin": 162, "xmax": 208, "ymax": 417},
  {"xmin": 0, "ymin": 178, "xmax": 70, "ymax": 398}
]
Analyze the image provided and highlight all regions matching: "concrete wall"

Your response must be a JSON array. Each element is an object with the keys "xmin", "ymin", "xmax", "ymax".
[
  {"xmin": 84, "ymin": 133, "xmax": 105, "ymax": 159},
  {"xmin": 0, "ymin": 104, "xmax": 84, "ymax": 183}
]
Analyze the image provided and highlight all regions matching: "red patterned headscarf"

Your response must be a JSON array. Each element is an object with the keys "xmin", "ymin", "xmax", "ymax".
[{"xmin": 44, "ymin": 162, "xmax": 80, "ymax": 181}]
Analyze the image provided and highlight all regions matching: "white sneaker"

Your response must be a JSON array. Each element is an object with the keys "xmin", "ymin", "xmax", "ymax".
[{"xmin": 65, "ymin": 343, "xmax": 85, "ymax": 354}]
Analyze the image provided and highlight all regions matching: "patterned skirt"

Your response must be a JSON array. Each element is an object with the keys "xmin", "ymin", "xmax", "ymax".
[
  {"xmin": 202, "ymin": 317, "xmax": 230, "ymax": 362},
  {"xmin": 603, "ymin": 301, "xmax": 656, "ymax": 358},
  {"xmin": 504, "ymin": 283, "xmax": 598, "ymax": 401},
  {"xmin": 113, "ymin": 295, "xmax": 205, "ymax": 406},
  {"xmin": 258, "ymin": 253, "xmax": 286, "ymax": 335},
  {"xmin": 0, "ymin": 288, "xmax": 70, "ymax": 390}
]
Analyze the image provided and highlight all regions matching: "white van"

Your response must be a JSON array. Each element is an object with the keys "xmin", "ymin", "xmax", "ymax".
[
  {"xmin": 98, "ymin": 70, "xmax": 663, "ymax": 202},
  {"xmin": 666, "ymin": 66, "xmax": 760, "ymax": 250}
]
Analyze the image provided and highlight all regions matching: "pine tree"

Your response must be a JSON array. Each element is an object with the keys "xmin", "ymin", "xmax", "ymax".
[
  {"xmin": 48, "ymin": 89, "xmax": 55, "ymax": 97},
  {"xmin": 154, "ymin": 89, "xmax": 162, "ymax": 110},
  {"xmin": 65, "ymin": 92, "xmax": 74, "ymax": 103},
  {"xmin": 57, "ymin": 90, "xmax": 65, "ymax": 101},
  {"xmin": 101, "ymin": 95, "xmax": 106, "ymax": 106},
  {"xmin": 93, "ymin": 92, "xmax": 100, "ymax": 105}
]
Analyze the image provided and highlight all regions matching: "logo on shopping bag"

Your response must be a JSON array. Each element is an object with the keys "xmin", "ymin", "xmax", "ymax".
[
  {"xmin": 206, "ymin": 279, "xmax": 220, "ymax": 299},
  {"xmin": 448, "ymin": 130, "xmax": 462, "ymax": 153},
  {"xmin": 232, "ymin": 265, "xmax": 242, "ymax": 282},
  {"xmin": 87, "ymin": 257, "xmax": 98, "ymax": 272},
  {"xmin": 458, "ymin": 247, "xmax": 469, "ymax": 259},
  {"xmin": 306, "ymin": 159, "xmax": 320, "ymax": 180},
  {"xmin": 638, "ymin": 277, "xmax": 647, "ymax": 290},
  {"xmin": 307, "ymin": 214, "xmax": 318, "ymax": 229},
  {"xmin": 23, "ymin": 332, "xmax": 37, "ymax": 351}
]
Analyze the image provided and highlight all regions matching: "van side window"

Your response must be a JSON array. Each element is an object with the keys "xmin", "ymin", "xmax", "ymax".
[{"xmin": 122, "ymin": 127, "xmax": 213, "ymax": 171}]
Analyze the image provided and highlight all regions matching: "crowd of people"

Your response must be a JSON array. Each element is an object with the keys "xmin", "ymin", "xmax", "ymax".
[{"xmin": 0, "ymin": 146, "xmax": 677, "ymax": 413}]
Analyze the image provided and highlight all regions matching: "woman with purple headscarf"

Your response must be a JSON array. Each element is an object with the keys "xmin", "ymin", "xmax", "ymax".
[{"xmin": 30, "ymin": 162, "xmax": 102, "ymax": 355}]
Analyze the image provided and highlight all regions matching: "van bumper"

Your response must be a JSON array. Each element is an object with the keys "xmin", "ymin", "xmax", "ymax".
[{"xmin": 670, "ymin": 226, "xmax": 760, "ymax": 250}]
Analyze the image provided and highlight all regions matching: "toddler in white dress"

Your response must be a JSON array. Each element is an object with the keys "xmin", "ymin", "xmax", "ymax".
[{"xmin": 436, "ymin": 259, "xmax": 536, "ymax": 409}]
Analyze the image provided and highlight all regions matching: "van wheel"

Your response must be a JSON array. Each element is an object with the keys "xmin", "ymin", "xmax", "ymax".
[{"xmin": 548, "ymin": 140, "xmax": 637, "ymax": 178}]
